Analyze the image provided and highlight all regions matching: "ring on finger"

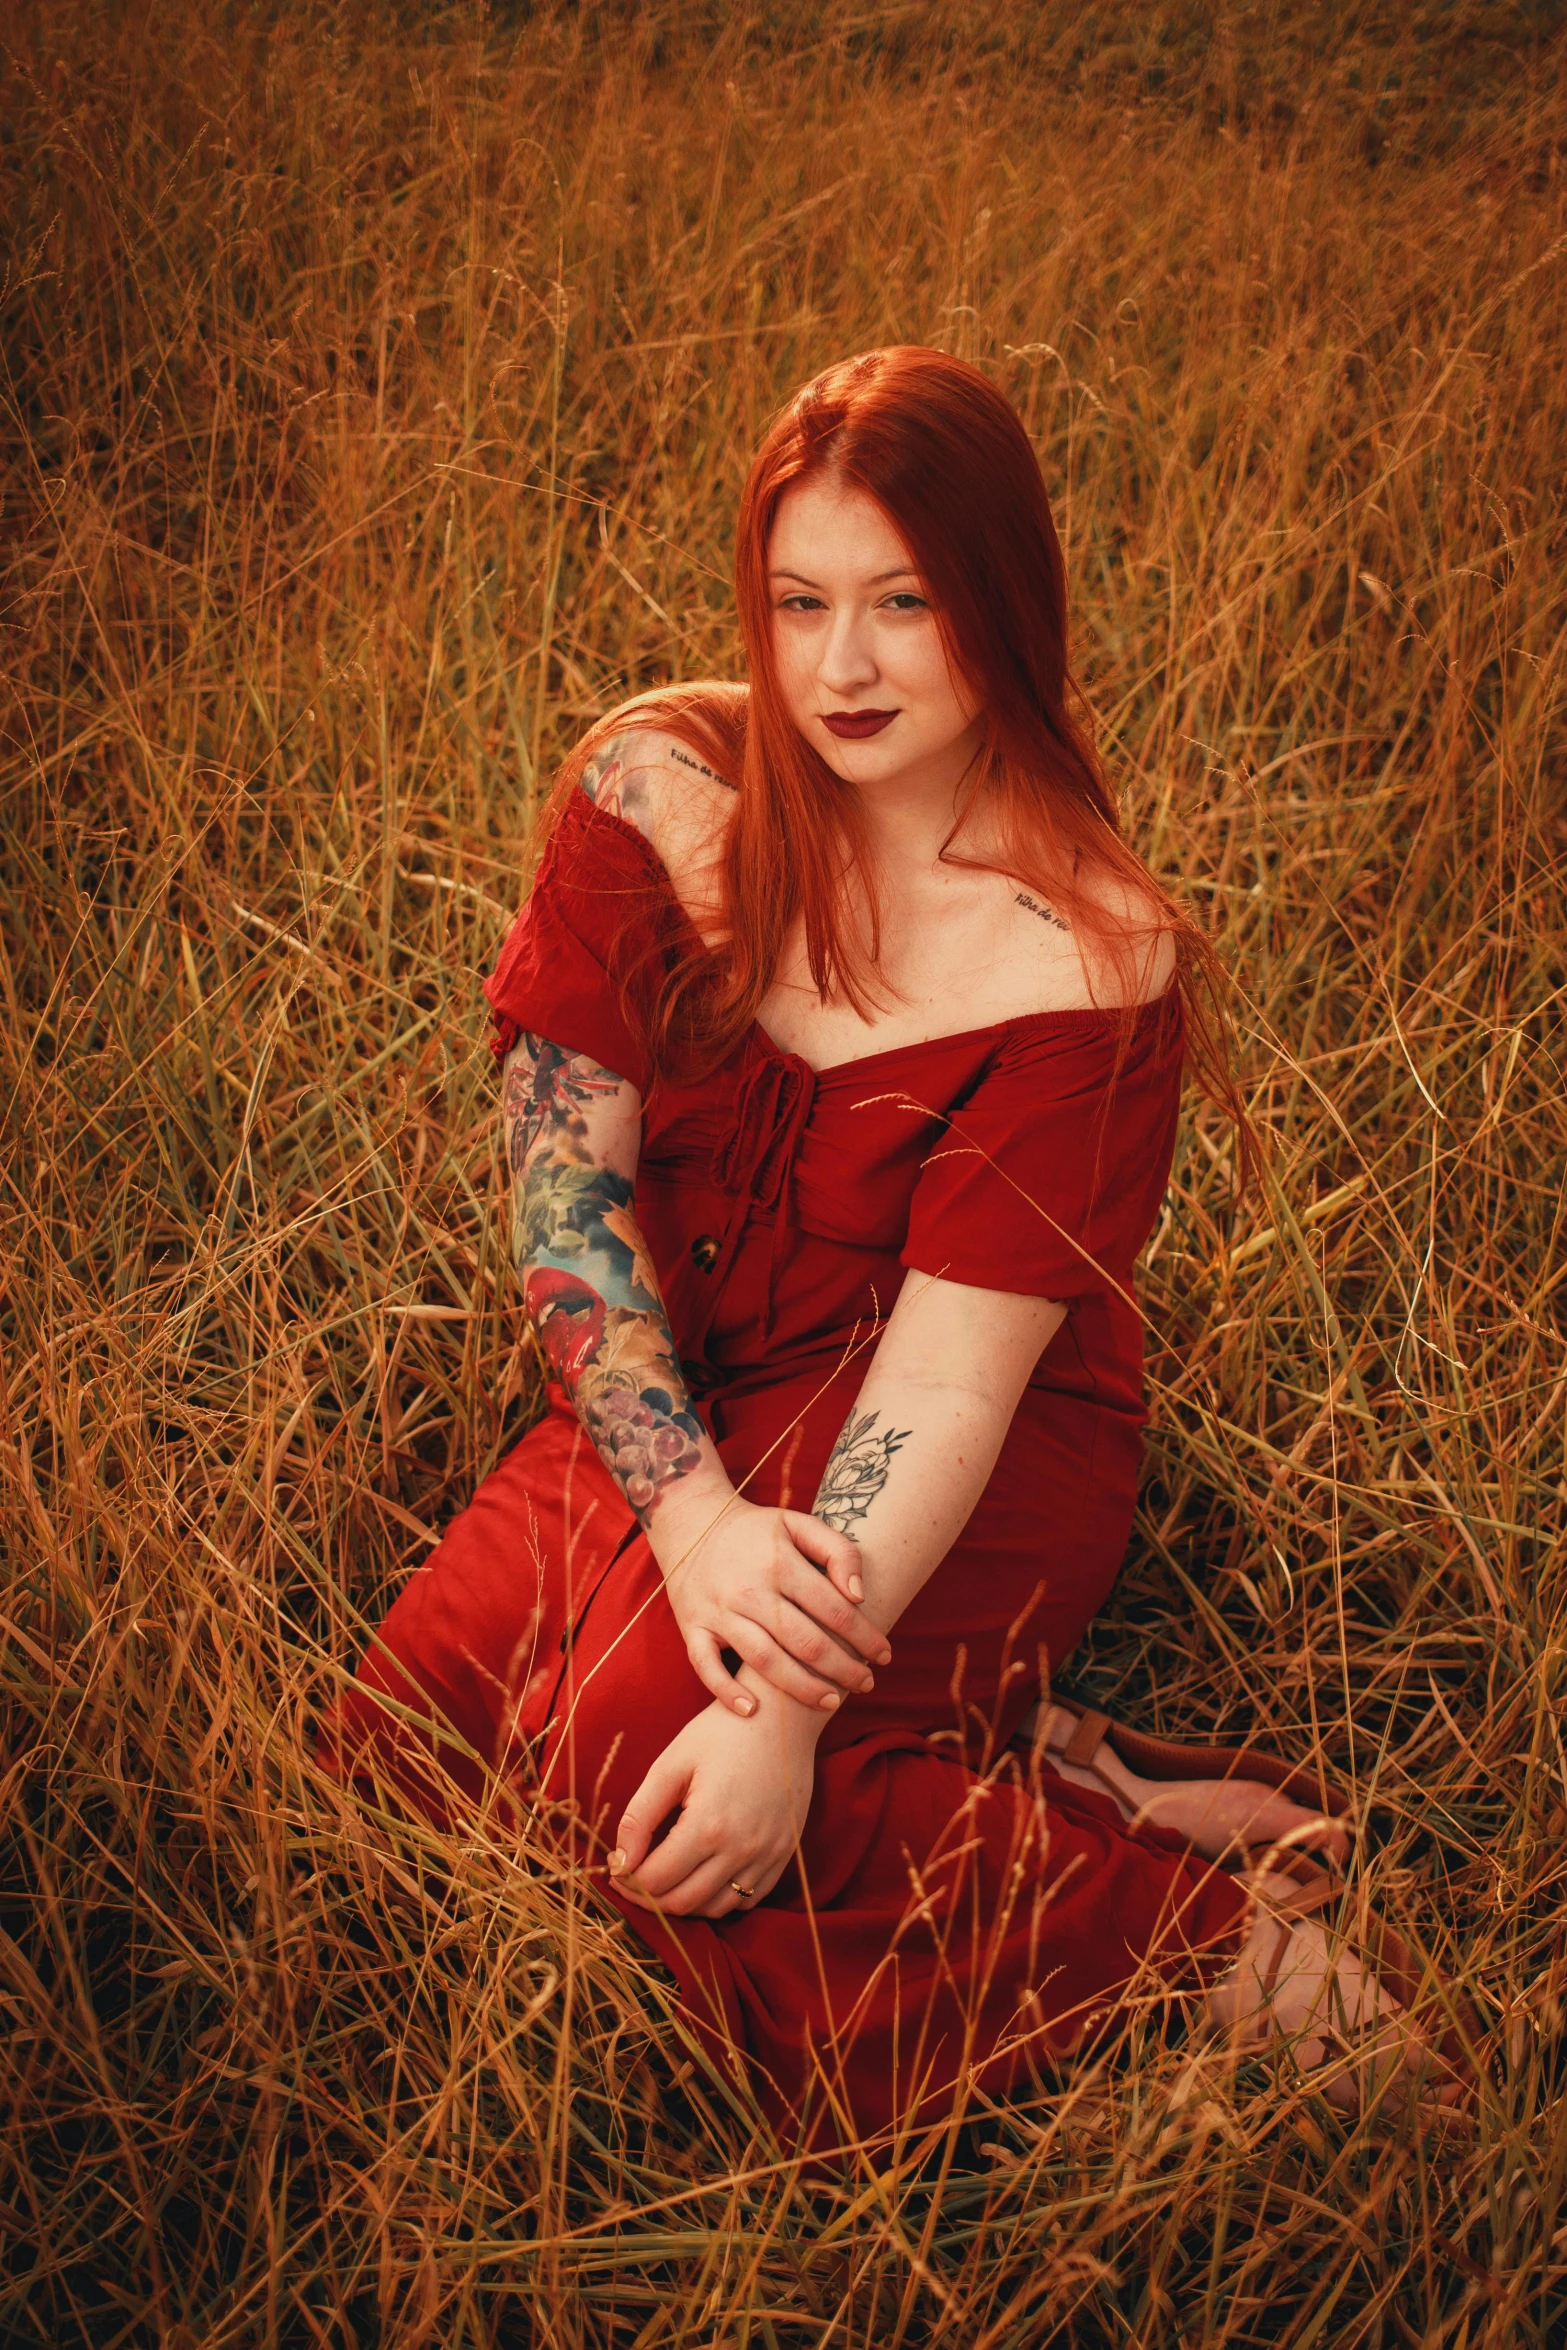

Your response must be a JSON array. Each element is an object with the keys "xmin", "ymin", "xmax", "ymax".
[{"xmin": 729, "ymin": 1879, "xmax": 757, "ymax": 1901}]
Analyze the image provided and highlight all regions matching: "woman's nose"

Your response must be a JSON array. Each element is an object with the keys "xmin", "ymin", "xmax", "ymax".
[{"xmin": 816, "ymin": 609, "xmax": 878, "ymax": 698}]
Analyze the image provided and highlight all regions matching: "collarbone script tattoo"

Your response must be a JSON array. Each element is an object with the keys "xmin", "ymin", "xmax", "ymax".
[
  {"xmin": 1015, "ymin": 888, "xmax": 1072, "ymax": 935},
  {"xmin": 814, "ymin": 1408, "xmax": 912, "ymax": 1541}
]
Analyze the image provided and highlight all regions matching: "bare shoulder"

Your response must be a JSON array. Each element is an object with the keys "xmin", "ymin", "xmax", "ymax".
[
  {"xmin": 1075, "ymin": 862, "xmax": 1178, "ymax": 1007},
  {"xmin": 1003, "ymin": 854, "xmax": 1176, "ymax": 1013},
  {"xmin": 576, "ymin": 720, "xmax": 735, "ymax": 918}
]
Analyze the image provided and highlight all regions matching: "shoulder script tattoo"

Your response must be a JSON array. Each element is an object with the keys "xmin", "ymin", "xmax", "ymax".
[
  {"xmin": 667, "ymin": 742, "xmax": 727, "ymax": 785},
  {"xmin": 1015, "ymin": 888, "xmax": 1072, "ymax": 935},
  {"xmin": 814, "ymin": 1409, "xmax": 912, "ymax": 1541}
]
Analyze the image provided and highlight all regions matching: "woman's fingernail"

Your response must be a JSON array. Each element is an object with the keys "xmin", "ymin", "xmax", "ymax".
[
  {"xmin": 820, "ymin": 1691, "xmax": 840, "ymax": 1710},
  {"xmin": 862, "ymin": 1675, "xmax": 875, "ymax": 1692},
  {"xmin": 737, "ymin": 1695, "xmax": 756, "ymax": 1716},
  {"xmin": 849, "ymin": 1576, "xmax": 864, "ymax": 1601},
  {"xmin": 878, "ymin": 1646, "xmax": 892, "ymax": 1665},
  {"xmin": 608, "ymin": 1848, "xmax": 626, "ymax": 1873}
]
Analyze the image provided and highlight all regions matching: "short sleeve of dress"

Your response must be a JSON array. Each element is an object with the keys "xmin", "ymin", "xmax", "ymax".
[
  {"xmin": 482, "ymin": 792, "xmax": 678, "ymax": 1096},
  {"xmin": 901, "ymin": 994, "xmax": 1185, "ymax": 1304}
]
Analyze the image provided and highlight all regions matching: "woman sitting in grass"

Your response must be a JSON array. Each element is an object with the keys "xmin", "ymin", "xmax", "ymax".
[{"xmin": 326, "ymin": 347, "xmax": 1473, "ymax": 2144}]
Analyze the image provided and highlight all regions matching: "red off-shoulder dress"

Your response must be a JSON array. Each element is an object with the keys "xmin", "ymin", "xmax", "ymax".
[{"xmin": 324, "ymin": 793, "xmax": 1250, "ymax": 2139}]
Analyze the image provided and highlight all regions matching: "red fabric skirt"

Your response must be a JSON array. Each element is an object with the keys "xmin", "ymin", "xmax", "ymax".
[{"xmin": 321, "ymin": 1370, "xmax": 1250, "ymax": 2144}]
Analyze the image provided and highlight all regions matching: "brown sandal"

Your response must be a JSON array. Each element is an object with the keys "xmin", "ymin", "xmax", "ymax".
[
  {"xmin": 1025, "ymin": 1686, "xmax": 1353, "ymax": 1867},
  {"xmin": 1023, "ymin": 1694, "xmax": 1487, "ymax": 2101},
  {"xmin": 1239, "ymin": 1865, "xmax": 1486, "ymax": 2102}
]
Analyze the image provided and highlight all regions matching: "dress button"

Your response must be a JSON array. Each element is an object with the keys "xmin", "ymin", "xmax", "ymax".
[{"xmin": 691, "ymin": 1233, "xmax": 720, "ymax": 1272}]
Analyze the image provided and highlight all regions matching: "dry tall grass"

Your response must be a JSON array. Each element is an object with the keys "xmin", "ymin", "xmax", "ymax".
[{"xmin": 3, "ymin": 2, "xmax": 1566, "ymax": 2341}]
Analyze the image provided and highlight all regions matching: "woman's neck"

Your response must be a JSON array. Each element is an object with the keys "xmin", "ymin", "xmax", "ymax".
[{"xmin": 845, "ymin": 729, "xmax": 987, "ymax": 875}]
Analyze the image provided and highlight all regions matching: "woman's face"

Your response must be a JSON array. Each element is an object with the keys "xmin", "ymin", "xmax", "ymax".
[{"xmin": 767, "ymin": 474, "xmax": 981, "ymax": 797}]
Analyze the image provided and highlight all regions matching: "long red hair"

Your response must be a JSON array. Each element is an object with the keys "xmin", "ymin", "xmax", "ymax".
[{"xmin": 541, "ymin": 347, "xmax": 1254, "ymax": 1176}]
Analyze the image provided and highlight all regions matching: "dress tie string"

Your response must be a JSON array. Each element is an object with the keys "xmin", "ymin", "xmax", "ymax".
[{"xmin": 709, "ymin": 1047, "xmax": 817, "ymax": 1340}]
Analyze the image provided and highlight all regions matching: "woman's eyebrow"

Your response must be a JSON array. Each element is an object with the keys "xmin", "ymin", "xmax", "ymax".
[{"xmin": 767, "ymin": 566, "xmax": 921, "ymax": 585}]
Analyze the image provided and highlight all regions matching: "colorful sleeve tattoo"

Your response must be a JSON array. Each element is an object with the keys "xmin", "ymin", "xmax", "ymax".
[{"xmin": 503, "ymin": 1032, "xmax": 706, "ymax": 1521}]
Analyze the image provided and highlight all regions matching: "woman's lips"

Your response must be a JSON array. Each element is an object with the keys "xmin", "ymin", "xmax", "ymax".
[{"xmin": 822, "ymin": 709, "xmax": 898, "ymax": 740}]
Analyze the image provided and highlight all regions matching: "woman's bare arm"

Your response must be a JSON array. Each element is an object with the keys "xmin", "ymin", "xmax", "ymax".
[{"xmin": 809, "ymin": 1270, "xmax": 1068, "ymax": 1636}]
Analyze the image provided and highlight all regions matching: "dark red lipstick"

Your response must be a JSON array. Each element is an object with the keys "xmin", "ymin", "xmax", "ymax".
[{"xmin": 822, "ymin": 709, "xmax": 898, "ymax": 740}]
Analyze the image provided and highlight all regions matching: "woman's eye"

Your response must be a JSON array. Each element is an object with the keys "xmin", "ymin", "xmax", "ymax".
[
  {"xmin": 779, "ymin": 594, "xmax": 825, "ymax": 613},
  {"xmin": 883, "ymin": 593, "xmax": 927, "ymax": 613}
]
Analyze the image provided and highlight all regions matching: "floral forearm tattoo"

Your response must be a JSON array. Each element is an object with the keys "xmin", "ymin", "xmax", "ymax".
[
  {"xmin": 813, "ymin": 1409, "xmax": 912, "ymax": 1541},
  {"xmin": 503, "ymin": 1034, "xmax": 704, "ymax": 1520}
]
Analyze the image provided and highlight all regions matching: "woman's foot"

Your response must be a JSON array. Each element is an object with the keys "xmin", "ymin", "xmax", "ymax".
[
  {"xmin": 1022, "ymin": 1701, "xmax": 1351, "ymax": 1868},
  {"xmin": 1204, "ymin": 1872, "xmax": 1461, "ymax": 2116}
]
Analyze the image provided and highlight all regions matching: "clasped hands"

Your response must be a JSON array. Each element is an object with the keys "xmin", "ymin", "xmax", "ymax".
[{"xmin": 608, "ymin": 1485, "xmax": 890, "ymax": 1921}]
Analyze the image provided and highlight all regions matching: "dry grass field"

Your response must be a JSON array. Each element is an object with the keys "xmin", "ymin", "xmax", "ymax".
[{"xmin": 3, "ymin": 1, "xmax": 1567, "ymax": 2341}]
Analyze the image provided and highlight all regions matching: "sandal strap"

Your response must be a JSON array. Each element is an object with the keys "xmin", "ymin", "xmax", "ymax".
[
  {"xmin": 1253, "ymin": 1870, "xmax": 1345, "ymax": 1998},
  {"xmin": 1269, "ymin": 1875, "xmax": 1343, "ymax": 1925},
  {"xmin": 1261, "ymin": 1915, "xmax": 1297, "ymax": 2001},
  {"xmin": 1062, "ymin": 1708, "xmax": 1112, "ymax": 1767},
  {"xmin": 1044, "ymin": 1682, "xmax": 1351, "ymax": 1819}
]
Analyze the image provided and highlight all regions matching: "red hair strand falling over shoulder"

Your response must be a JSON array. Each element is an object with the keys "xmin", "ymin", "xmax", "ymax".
[{"xmin": 545, "ymin": 347, "xmax": 1257, "ymax": 1182}]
